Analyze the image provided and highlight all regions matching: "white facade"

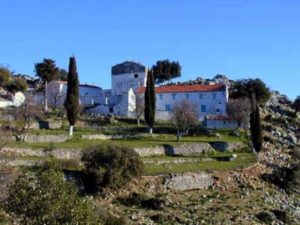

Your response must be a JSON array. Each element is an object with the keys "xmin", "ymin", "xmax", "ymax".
[
  {"xmin": 204, "ymin": 116, "xmax": 239, "ymax": 129},
  {"xmin": 88, "ymin": 88, "xmax": 136, "ymax": 117},
  {"xmin": 112, "ymin": 72, "xmax": 147, "ymax": 95},
  {"xmin": 46, "ymin": 81, "xmax": 103, "ymax": 107},
  {"xmin": 111, "ymin": 61, "xmax": 147, "ymax": 95},
  {"xmin": 139, "ymin": 84, "xmax": 229, "ymax": 121}
]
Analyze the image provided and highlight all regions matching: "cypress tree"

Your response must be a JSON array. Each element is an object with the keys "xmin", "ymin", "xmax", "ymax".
[
  {"xmin": 250, "ymin": 93, "xmax": 262, "ymax": 159},
  {"xmin": 65, "ymin": 57, "xmax": 79, "ymax": 136},
  {"xmin": 144, "ymin": 70, "xmax": 156, "ymax": 134}
]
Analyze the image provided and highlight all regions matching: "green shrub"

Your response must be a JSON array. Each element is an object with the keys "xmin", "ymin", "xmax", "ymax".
[
  {"xmin": 5, "ymin": 160, "xmax": 97, "ymax": 225},
  {"xmin": 82, "ymin": 145, "xmax": 143, "ymax": 191}
]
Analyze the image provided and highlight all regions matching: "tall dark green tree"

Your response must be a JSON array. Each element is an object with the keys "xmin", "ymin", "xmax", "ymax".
[
  {"xmin": 152, "ymin": 59, "xmax": 181, "ymax": 84},
  {"xmin": 65, "ymin": 57, "xmax": 79, "ymax": 136},
  {"xmin": 249, "ymin": 93, "xmax": 262, "ymax": 159},
  {"xmin": 144, "ymin": 70, "xmax": 156, "ymax": 134},
  {"xmin": 35, "ymin": 59, "xmax": 59, "ymax": 111}
]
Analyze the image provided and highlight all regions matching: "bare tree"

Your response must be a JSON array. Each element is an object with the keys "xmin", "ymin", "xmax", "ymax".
[
  {"xmin": 135, "ymin": 94, "xmax": 144, "ymax": 127},
  {"xmin": 227, "ymin": 98, "xmax": 251, "ymax": 130},
  {"xmin": 11, "ymin": 94, "xmax": 41, "ymax": 140},
  {"xmin": 172, "ymin": 99, "xmax": 198, "ymax": 141},
  {"xmin": 50, "ymin": 91, "xmax": 63, "ymax": 111}
]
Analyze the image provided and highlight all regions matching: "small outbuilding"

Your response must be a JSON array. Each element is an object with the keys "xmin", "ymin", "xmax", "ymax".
[{"xmin": 203, "ymin": 115, "xmax": 239, "ymax": 130}]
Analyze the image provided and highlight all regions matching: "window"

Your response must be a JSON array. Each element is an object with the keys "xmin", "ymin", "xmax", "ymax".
[
  {"xmin": 199, "ymin": 93, "xmax": 204, "ymax": 99},
  {"xmin": 165, "ymin": 104, "xmax": 172, "ymax": 111},
  {"xmin": 201, "ymin": 105, "xmax": 206, "ymax": 113},
  {"xmin": 212, "ymin": 93, "xmax": 216, "ymax": 100},
  {"xmin": 159, "ymin": 94, "xmax": 163, "ymax": 100},
  {"xmin": 186, "ymin": 94, "xmax": 190, "ymax": 99},
  {"xmin": 134, "ymin": 74, "xmax": 138, "ymax": 78},
  {"xmin": 172, "ymin": 94, "xmax": 176, "ymax": 100}
]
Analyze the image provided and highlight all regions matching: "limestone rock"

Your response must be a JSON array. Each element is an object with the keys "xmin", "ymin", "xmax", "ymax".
[{"xmin": 164, "ymin": 173, "xmax": 213, "ymax": 191}]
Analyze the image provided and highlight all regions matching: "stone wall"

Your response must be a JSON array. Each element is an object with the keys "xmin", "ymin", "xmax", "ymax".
[
  {"xmin": 210, "ymin": 142, "xmax": 247, "ymax": 152},
  {"xmin": 1, "ymin": 147, "xmax": 82, "ymax": 160},
  {"xmin": 134, "ymin": 143, "xmax": 215, "ymax": 157},
  {"xmin": 1, "ymin": 141, "xmax": 247, "ymax": 160},
  {"xmin": 134, "ymin": 146, "xmax": 166, "ymax": 157},
  {"xmin": 24, "ymin": 134, "xmax": 69, "ymax": 143},
  {"xmin": 81, "ymin": 133, "xmax": 156, "ymax": 140}
]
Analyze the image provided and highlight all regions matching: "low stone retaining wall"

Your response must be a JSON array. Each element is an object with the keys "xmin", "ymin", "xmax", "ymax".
[
  {"xmin": 210, "ymin": 142, "xmax": 247, "ymax": 152},
  {"xmin": 164, "ymin": 173, "xmax": 213, "ymax": 191},
  {"xmin": 1, "ymin": 147, "xmax": 81, "ymax": 160},
  {"xmin": 134, "ymin": 143, "xmax": 215, "ymax": 157},
  {"xmin": 81, "ymin": 133, "xmax": 157, "ymax": 140},
  {"xmin": 51, "ymin": 149, "xmax": 82, "ymax": 160},
  {"xmin": 1, "ymin": 141, "xmax": 247, "ymax": 160},
  {"xmin": 24, "ymin": 135, "xmax": 69, "ymax": 143}
]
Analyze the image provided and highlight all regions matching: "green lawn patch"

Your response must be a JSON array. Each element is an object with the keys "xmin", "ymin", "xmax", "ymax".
[{"xmin": 143, "ymin": 152, "xmax": 256, "ymax": 175}]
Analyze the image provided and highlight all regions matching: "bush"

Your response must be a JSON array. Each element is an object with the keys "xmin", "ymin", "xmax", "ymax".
[
  {"xmin": 82, "ymin": 145, "xmax": 143, "ymax": 191},
  {"xmin": 5, "ymin": 160, "xmax": 97, "ymax": 225}
]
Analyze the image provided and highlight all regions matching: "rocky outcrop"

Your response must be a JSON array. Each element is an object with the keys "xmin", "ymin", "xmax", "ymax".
[{"xmin": 164, "ymin": 173, "xmax": 213, "ymax": 190}]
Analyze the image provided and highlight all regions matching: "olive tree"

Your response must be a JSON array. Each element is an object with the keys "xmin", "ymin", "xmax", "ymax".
[
  {"xmin": 0, "ymin": 67, "xmax": 12, "ymax": 87},
  {"xmin": 227, "ymin": 98, "xmax": 251, "ymax": 129},
  {"xmin": 82, "ymin": 145, "xmax": 143, "ymax": 192},
  {"xmin": 172, "ymin": 99, "xmax": 198, "ymax": 141},
  {"xmin": 35, "ymin": 58, "xmax": 59, "ymax": 111}
]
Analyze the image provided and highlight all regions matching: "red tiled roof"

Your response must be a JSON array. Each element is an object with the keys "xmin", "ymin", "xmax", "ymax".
[{"xmin": 137, "ymin": 84, "xmax": 225, "ymax": 94}]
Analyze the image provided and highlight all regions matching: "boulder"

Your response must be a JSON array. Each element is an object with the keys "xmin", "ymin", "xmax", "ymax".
[{"xmin": 164, "ymin": 173, "xmax": 213, "ymax": 191}]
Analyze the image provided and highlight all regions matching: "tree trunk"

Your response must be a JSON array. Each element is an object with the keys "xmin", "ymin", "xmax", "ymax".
[
  {"xmin": 236, "ymin": 121, "xmax": 241, "ymax": 130},
  {"xmin": 69, "ymin": 125, "xmax": 74, "ymax": 136},
  {"xmin": 176, "ymin": 131, "xmax": 181, "ymax": 142},
  {"xmin": 137, "ymin": 118, "xmax": 140, "ymax": 127},
  {"xmin": 252, "ymin": 147, "xmax": 259, "ymax": 162},
  {"xmin": 149, "ymin": 127, "xmax": 153, "ymax": 134},
  {"xmin": 45, "ymin": 81, "xmax": 48, "ymax": 112}
]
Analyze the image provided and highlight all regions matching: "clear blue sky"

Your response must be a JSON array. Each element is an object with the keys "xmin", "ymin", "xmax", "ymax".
[{"xmin": 0, "ymin": 0, "xmax": 299, "ymax": 100}]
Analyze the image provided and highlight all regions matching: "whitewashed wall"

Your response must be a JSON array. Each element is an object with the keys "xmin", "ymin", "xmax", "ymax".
[
  {"xmin": 111, "ymin": 72, "xmax": 147, "ymax": 95},
  {"xmin": 113, "ymin": 88, "xmax": 136, "ymax": 117},
  {"xmin": 204, "ymin": 119, "xmax": 238, "ymax": 129},
  {"xmin": 156, "ymin": 90, "xmax": 227, "ymax": 120},
  {"xmin": 46, "ymin": 81, "xmax": 103, "ymax": 107}
]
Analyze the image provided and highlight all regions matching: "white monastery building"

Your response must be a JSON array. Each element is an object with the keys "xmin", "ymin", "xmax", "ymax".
[
  {"xmin": 38, "ymin": 61, "xmax": 230, "ymax": 125},
  {"xmin": 138, "ymin": 83, "xmax": 228, "ymax": 120},
  {"xmin": 89, "ymin": 61, "xmax": 147, "ymax": 117}
]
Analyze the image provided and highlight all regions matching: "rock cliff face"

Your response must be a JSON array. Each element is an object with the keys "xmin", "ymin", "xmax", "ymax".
[{"xmin": 262, "ymin": 91, "xmax": 299, "ymax": 146}]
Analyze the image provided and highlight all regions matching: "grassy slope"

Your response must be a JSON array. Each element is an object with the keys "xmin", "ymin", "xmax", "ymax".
[{"xmin": 8, "ymin": 129, "xmax": 247, "ymax": 150}]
